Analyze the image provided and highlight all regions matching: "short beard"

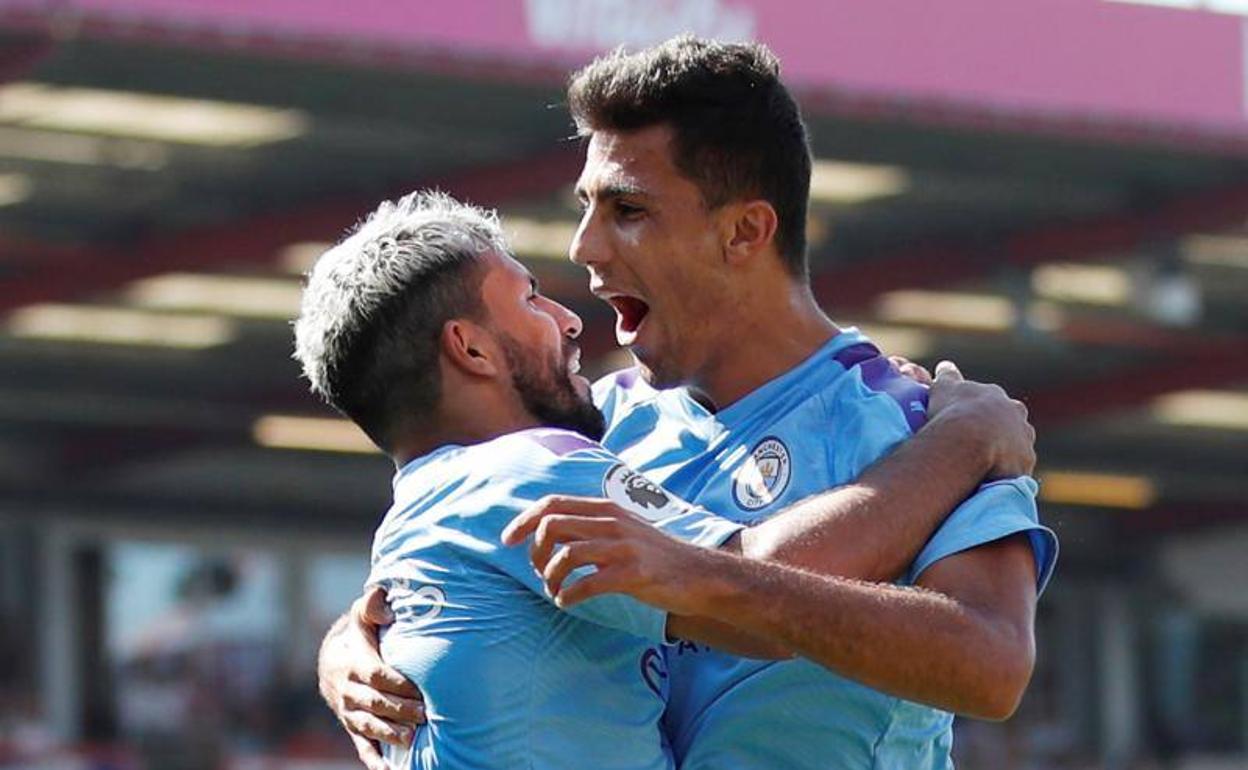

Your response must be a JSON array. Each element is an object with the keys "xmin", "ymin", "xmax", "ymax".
[{"xmin": 499, "ymin": 334, "xmax": 606, "ymax": 442}]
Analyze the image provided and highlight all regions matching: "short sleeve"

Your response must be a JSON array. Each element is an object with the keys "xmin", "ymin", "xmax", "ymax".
[
  {"xmin": 598, "ymin": 462, "xmax": 744, "ymax": 549},
  {"xmin": 906, "ymin": 476, "xmax": 1058, "ymax": 595}
]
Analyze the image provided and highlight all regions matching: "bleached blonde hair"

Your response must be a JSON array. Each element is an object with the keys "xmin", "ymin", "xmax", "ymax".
[{"xmin": 293, "ymin": 190, "xmax": 507, "ymax": 449}]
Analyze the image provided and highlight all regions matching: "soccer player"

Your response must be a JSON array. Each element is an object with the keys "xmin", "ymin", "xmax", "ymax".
[
  {"xmin": 322, "ymin": 37, "xmax": 1057, "ymax": 770},
  {"xmin": 293, "ymin": 191, "xmax": 753, "ymax": 769}
]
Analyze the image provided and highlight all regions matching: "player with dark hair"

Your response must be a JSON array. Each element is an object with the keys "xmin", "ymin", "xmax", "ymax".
[{"xmin": 321, "ymin": 37, "xmax": 1057, "ymax": 770}]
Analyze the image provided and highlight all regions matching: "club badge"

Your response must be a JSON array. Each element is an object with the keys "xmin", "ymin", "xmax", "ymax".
[{"xmin": 733, "ymin": 437, "xmax": 792, "ymax": 511}]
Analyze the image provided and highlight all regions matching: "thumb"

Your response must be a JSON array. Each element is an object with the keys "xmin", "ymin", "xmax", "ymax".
[
  {"xmin": 356, "ymin": 585, "xmax": 394, "ymax": 627},
  {"xmin": 934, "ymin": 360, "xmax": 963, "ymax": 382}
]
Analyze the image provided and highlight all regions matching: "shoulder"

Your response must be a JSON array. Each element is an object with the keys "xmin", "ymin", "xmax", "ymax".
[
  {"xmin": 390, "ymin": 429, "xmax": 614, "ymax": 517},
  {"xmin": 593, "ymin": 367, "xmax": 662, "ymax": 426},
  {"xmin": 825, "ymin": 341, "xmax": 929, "ymax": 435},
  {"xmin": 382, "ymin": 430, "xmax": 619, "ymax": 547},
  {"xmin": 490, "ymin": 427, "xmax": 611, "ymax": 464},
  {"xmin": 478, "ymin": 428, "xmax": 623, "ymax": 498}
]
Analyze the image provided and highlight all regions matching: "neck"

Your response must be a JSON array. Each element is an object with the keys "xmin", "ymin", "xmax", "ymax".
[
  {"xmin": 692, "ymin": 280, "xmax": 838, "ymax": 411},
  {"xmin": 390, "ymin": 390, "xmax": 540, "ymax": 468}
]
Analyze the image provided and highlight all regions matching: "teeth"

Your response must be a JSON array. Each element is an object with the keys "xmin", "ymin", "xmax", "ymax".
[{"xmin": 568, "ymin": 349, "xmax": 581, "ymax": 374}]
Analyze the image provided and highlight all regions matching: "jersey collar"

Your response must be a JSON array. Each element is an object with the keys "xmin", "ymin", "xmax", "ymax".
[{"xmin": 680, "ymin": 327, "xmax": 874, "ymax": 429}]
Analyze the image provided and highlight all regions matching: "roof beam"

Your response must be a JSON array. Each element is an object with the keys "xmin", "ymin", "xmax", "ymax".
[
  {"xmin": 1023, "ymin": 337, "xmax": 1248, "ymax": 427},
  {"xmin": 813, "ymin": 181, "xmax": 1248, "ymax": 313},
  {"xmin": 0, "ymin": 144, "xmax": 583, "ymax": 313}
]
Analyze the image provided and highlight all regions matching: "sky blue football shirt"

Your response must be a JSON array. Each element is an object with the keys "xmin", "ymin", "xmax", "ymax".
[
  {"xmin": 367, "ymin": 427, "xmax": 743, "ymax": 770},
  {"xmin": 594, "ymin": 328, "xmax": 1059, "ymax": 770}
]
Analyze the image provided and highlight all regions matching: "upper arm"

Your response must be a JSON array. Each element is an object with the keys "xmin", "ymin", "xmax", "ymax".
[
  {"xmin": 907, "ymin": 476, "xmax": 1056, "ymax": 653},
  {"xmin": 915, "ymin": 533, "xmax": 1038, "ymax": 650}
]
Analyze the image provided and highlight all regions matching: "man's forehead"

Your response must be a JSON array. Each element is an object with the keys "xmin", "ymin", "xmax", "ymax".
[
  {"xmin": 495, "ymin": 250, "xmax": 531, "ymax": 279},
  {"xmin": 480, "ymin": 249, "xmax": 529, "ymax": 284},
  {"xmin": 576, "ymin": 127, "xmax": 674, "ymax": 196},
  {"xmin": 576, "ymin": 145, "xmax": 638, "ymax": 195}
]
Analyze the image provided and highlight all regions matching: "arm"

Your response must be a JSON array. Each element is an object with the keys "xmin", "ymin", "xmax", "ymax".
[
  {"xmin": 734, "ymin": 360, "xmax": 1033, "ymax": 582},
  {"xmin": 317, "ymin": 588, "xmax": 424, "ymax": 770},
  {"xmin": 675, "ymin": 534, "xmax": 1038, "ymax": 719},
  {"xmin": 501, "ymin": 364, "xmax": 1044, "ymax": 715},
  {"xmin": 508, "ymin": 362, "xmax": 1033, "ymax": 593},
  {"xmin": 512, "ymin": 509, "xmax": 1038, "ymax": 719}
]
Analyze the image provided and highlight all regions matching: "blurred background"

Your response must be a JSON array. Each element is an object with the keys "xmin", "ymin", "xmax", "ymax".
[{"xmin": 0, "ymin": 1, "xmax": 1246, "ymax": 768}]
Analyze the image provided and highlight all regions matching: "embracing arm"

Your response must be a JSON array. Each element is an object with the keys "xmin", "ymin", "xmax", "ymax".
[
  {"xmin": 733, "ymin": 362, "xmax": 1033, "ymax": 582},
  {"xmin": 502, "ymin": 363, "xmax": 1042, "ymax": 716},
  {"xmin": 317, "ymin": 588, "xmax": 424, "ymax": 770},
  {"xmin": 513, "ymin": 507, "xmax": 1040, "ymax": 718},
  {"xmin": 672, "ymin": 534, "xmax": 1038, "ymax": 719},
  {"xmin": 510, "ymin": 361, "xmax": 1034, "ymax": 587}
]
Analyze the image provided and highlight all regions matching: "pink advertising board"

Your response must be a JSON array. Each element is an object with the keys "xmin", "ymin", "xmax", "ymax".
[{"xmin": 5, "ymin": 0, "xmax": 1246, "ymax": 136}]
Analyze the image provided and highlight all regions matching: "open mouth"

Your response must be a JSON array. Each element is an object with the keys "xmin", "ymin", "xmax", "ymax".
[{"xmin": 606, "ymin": 295, "xmax": 651, "ymax": 345}]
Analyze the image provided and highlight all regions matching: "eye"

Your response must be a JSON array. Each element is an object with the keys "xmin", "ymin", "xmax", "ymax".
[{"xmin": 616, "ymin": 201, "xmax": 645, "ymax": 220}]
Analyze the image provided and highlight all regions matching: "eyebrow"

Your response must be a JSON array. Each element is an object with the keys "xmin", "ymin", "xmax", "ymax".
[{"xmin": 575, "ymin": 182, "xmax": 649, "ymax": 202}]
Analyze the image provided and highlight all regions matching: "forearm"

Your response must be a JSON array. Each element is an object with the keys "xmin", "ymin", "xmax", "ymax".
[
  {"xmin": 737, "ymin": 412, "xmax": 992, "ymax": 581},
  {"xmin": 684, "ymin": 548, "xmax": 1032, "ymax": 719},
  {"xmin": 665, "ymin": 614, "xmax": 794, "ymax": 660}
]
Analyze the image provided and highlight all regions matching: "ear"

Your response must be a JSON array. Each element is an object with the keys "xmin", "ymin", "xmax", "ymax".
[
  {"xmin": 723, "ymin": 199, "xmax": 779, "ymax": 267},
  {"xmin": 441, "ymin": 319, "xmax": 502, "ymax": 378}
]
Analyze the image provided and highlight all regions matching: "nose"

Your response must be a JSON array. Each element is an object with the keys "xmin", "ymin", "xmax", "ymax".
[
  {"xmin": 569, "ymin": 207, "xmax": 604, "ymax": 268},
  {"xmin": 542, "ymin": 296, "xmax": 583, "ymax": 340}
]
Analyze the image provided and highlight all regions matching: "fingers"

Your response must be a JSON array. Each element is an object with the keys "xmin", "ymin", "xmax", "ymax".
[
  {"xmin": 357, "ymin": 585, "xmax": 394, "ymax": 626},
  {"xmin": 890, "ymin": 356, "xmax": 933, "ymax": 386},
  {"xmin": 342, "ymin": 680, "xmax": 425, "ymax": 723},
  {"xmin": 349, "ymin": 733, "xmax": 388, "ymax": 770},
  {"xmin": 349, "ymin": 661, "xmax": 421, "ymax": 699},
  {"xmin": 934, "ymin": 360, "xmax": 963, "ymax": 382},
  {"xmin": 503, "ymin": 495, "xmax": 619, "ymax": 545},
  {"xmin": 502, "ymin": 496, "xmax": 556, "ymax": 545},
  {"xmin": 554, "ymin": 568, "xmax": 625, "ymax": 609},
  {"xmin": 542, "ymin": 540, "xmax": 621, "ymax": 598},
  {"xmin": 341, "ymin": 707, "xmax": 414, "ymax": 748},
  {"xmin": 530, "ymin": 514, "xmax": 623, "ymax": 573}
]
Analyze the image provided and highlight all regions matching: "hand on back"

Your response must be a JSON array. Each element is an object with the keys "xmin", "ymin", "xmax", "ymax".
[{"xmin": 319, "ymin": 586, "xmax": 424, "ymax": 770}]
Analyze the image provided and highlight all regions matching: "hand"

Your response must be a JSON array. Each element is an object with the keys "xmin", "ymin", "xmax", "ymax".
[
  {"xmin": 890, "ymin": 355, "xmax": 933, "ymax": 386},
  {"xmin": 926, "ymin": 361, "xmax": 1035, "ymax": 479},
  {"xmin": 502, "ymin": 496, "xmax": 715, "ymax": 616},
  {"xmin": 318, "ymin": 587, "xmax": 425, "ymax": 770}
]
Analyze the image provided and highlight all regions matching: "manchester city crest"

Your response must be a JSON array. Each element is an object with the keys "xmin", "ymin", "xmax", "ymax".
[{"xmin": 732, "ymin": 437, "xmax": 792, "ymax": 511}]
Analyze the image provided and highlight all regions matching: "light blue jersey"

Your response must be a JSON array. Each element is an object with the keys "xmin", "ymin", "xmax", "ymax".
[
  {"xmin": 368, "ymin": 427, "xmax": 743, "ymax": 770},
  {"xmin": 594, "ymin": 329, "xmax": 1059, "ymax": 770}
]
